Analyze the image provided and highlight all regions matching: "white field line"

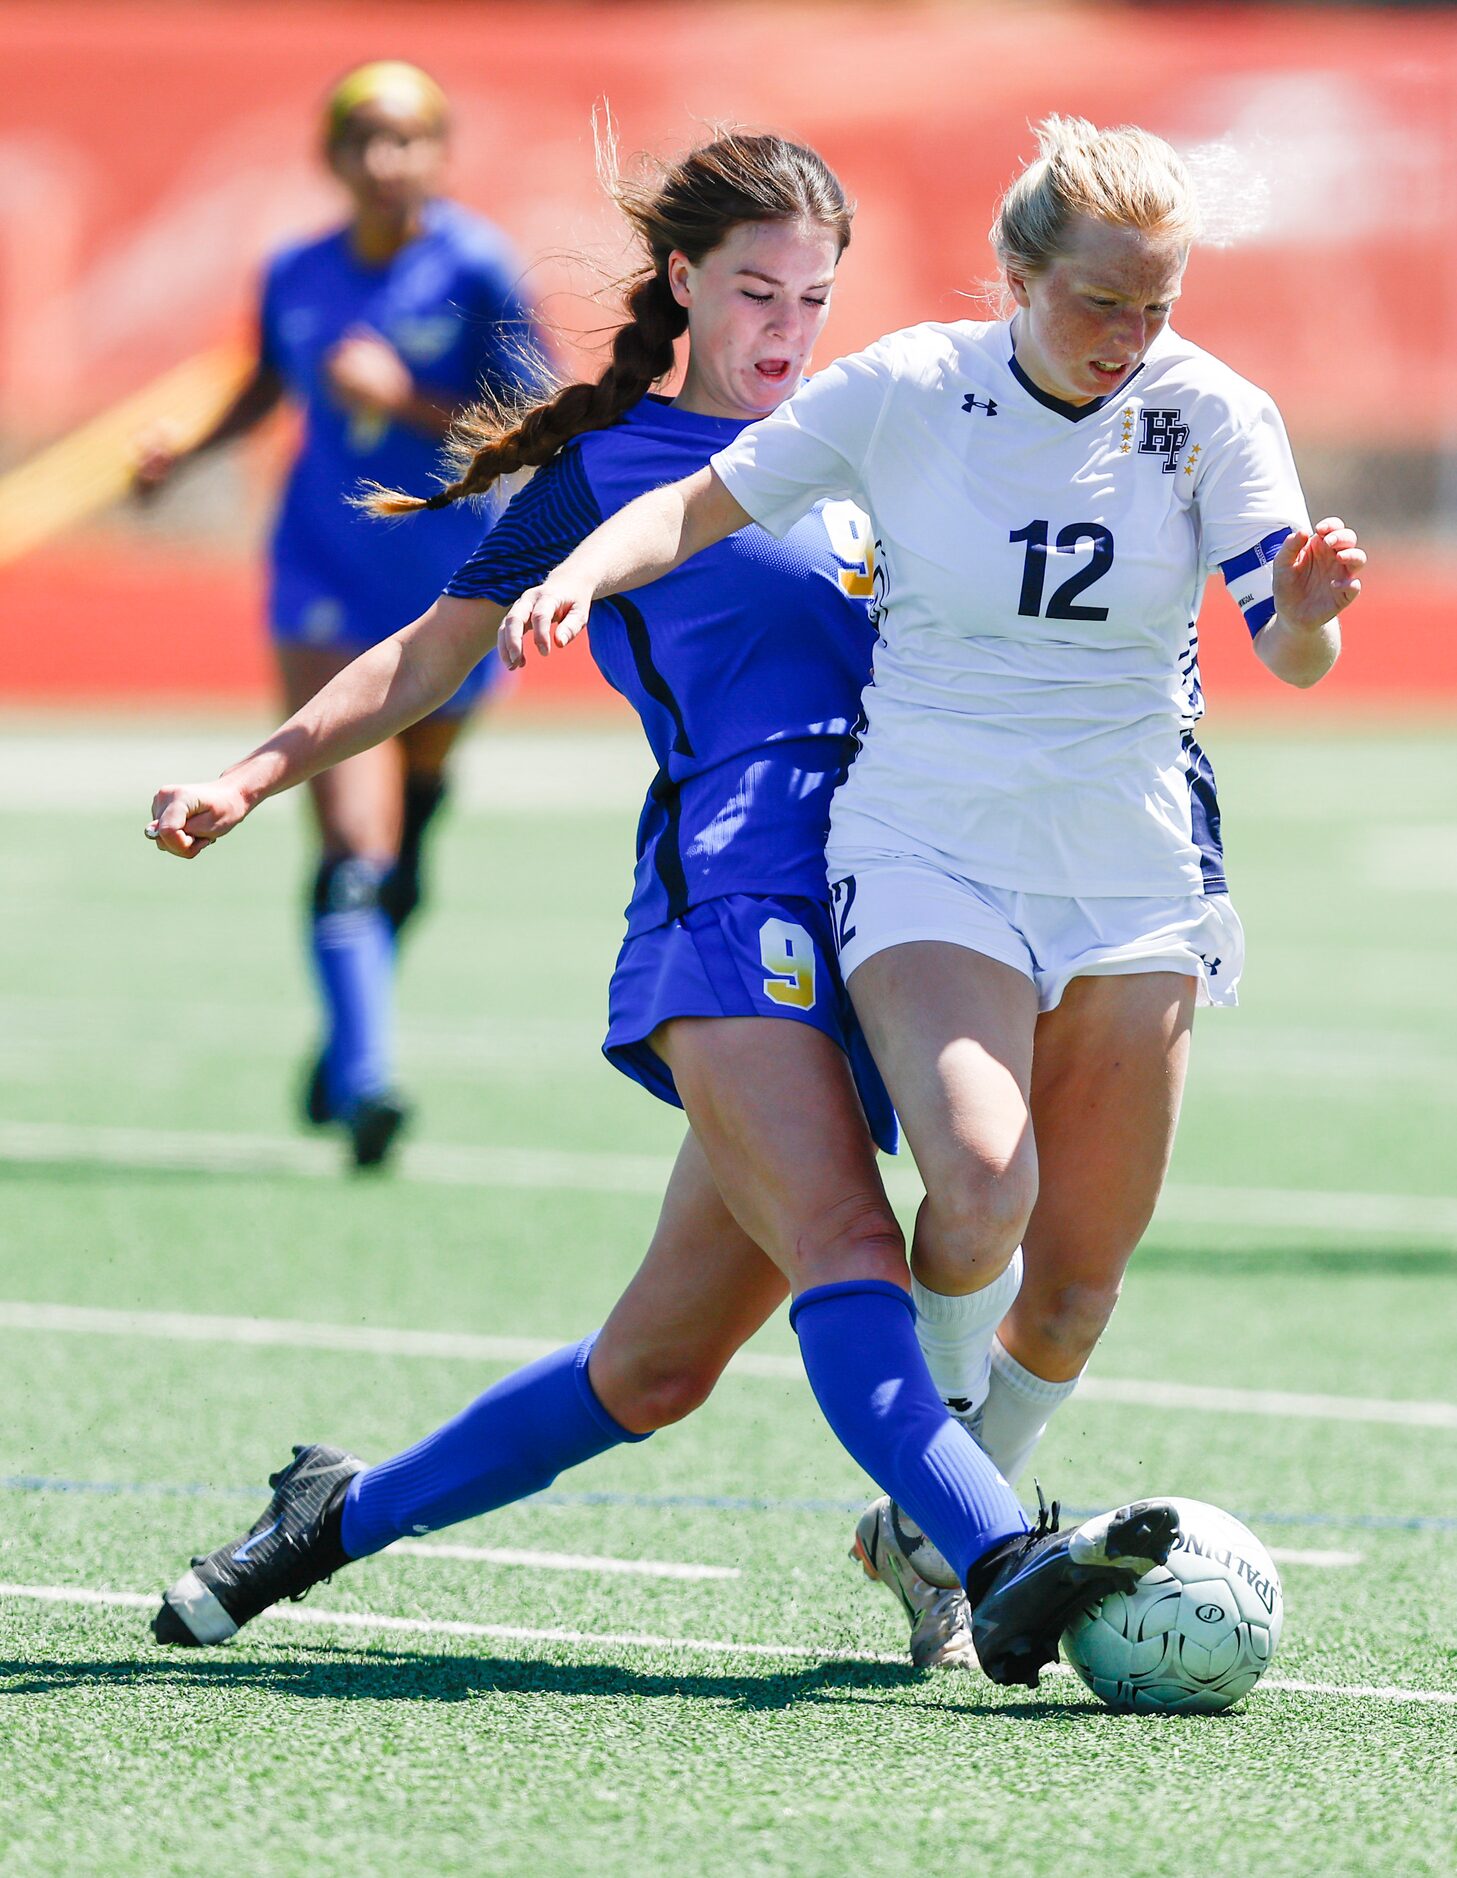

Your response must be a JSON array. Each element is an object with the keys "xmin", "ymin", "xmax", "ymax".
[
  {"xmin": 0, "ymin": 1005, "xmax": 601, "ymax": 1079},
  {"xmin": 379, "ymin": 1539, "xmax": 1363, "ymax": 1576},
  {"xmin": 4, "ymin": 1582, "xmax": 1453, "ymax": 1705},
  {"xmin": 0, "ymin": 1299, "xmax": 560, "ymax": 1366},
  {"xmin": 1194, "ymin": 1038, "xmax": 1457, "ymax": 1091},
  {"xmin": 7, "ymin": 975, "xmax": 1454, "ymax": 1057},
  {"xmin": 0, "ymin": 1120, "xmax": 671, "ymax": 1199},
  {"xmin": 1361, "ymin": 827, "xmax": 1457, "ymax": 893},
  {"xmin": 8, "ymin": 994, "xmax": 1457, "ymax": 1090},
  {"xmin": 1070, "ymin": 1377, "xmax": 1457, "ymax": 1432},
  {"xmin": 1255, "ymin": 1675, "xmax": 1457, "ymax": 1706},
  {"xmin": 0, "ymin": 727, "xmax": 653, "ymax": 815},
  {"xmin": 9, "ymin": 1033, "xmax": 1457, "ymax": 1099},
  {"xmin": 1, "ymin": 1299, "xmax": 1454, "ymax": 1432},
  {"xmin": 0, "ymin": 1582, "xmax": 891, "ymax": 1665},
  {"xmin": 393, "ymin": 1541, "xmax": 739, "ymax": 1581},
  {"xmin": 2, "ymin": 1118, "xmax": 1456, "ymax": 1247},
  {"xmin": 1152, "ymin": 1183, "xmax": 1457, "ymax": 1242}
]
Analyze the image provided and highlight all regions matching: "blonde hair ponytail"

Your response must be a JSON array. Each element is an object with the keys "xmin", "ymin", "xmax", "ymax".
[{"xmin": 992, "ymin": 115, "xmax": 1197, "ymax": 281}]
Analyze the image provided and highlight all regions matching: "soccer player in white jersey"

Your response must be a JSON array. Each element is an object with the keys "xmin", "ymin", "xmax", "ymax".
[
  {"xmin": 500, "ymin": 116, "xmax": 1365, "ymax": 1665},
  {"xmin": 150, "ymin": 133, "xmax": 1190, "ymax": 1687}
]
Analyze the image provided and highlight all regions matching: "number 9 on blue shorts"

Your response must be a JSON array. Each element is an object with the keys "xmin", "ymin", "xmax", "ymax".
[{"xmin": 604, "ymin": 892, "xmax": 898, "ymax": 1153}]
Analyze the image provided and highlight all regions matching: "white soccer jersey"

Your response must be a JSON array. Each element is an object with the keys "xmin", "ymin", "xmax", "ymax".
[{"xmin": 711, "ymin": 319, "xmax": 1310, "ymax": 897}]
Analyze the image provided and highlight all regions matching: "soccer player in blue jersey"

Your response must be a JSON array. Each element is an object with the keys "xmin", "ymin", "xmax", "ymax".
[
  {"xmin": 135, "ymin": 62, "xmax": 545, "ymax": 1165},
  {"xmin": 147, "ymin": 132, "xmax": 1179, "ymax": 1686},
  {"xmin": 495, "ymin": 119, "xmax": 1367, "ymax": 1662}
]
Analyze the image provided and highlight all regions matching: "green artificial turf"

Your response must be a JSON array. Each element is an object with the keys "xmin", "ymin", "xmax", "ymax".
[{"xmin": 0, "ymin": 715, "xmax": 1453, "ymax": 1877}]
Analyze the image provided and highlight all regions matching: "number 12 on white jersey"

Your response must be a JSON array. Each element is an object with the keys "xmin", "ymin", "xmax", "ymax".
[{"xmin": 1010, "ymin": 520, "xmax": 1116, "ymax": 621}]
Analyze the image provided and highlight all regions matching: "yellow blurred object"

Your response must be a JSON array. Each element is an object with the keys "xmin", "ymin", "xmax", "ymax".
[
  {"xmin": 323, "ymin": 60, "xmax": 448, "ymax": 147},
  {"xmin": 0, "ymin": 341, "xmax": 251, "ymax": 566}
]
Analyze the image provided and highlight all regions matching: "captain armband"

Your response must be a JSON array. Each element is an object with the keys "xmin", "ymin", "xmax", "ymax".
[{"xmin": 1219, "ymin": 528, "xmax": 1292, "ymax": 638}]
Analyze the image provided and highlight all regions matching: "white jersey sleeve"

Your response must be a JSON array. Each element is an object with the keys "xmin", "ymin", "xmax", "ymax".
[
  {"xmin": 711, "ymin": 338, "xmax": 898, "ymax": 537},
  {"xmin": 1194, "ymin": 395, "xmax": 1311, "ymax": 638}
]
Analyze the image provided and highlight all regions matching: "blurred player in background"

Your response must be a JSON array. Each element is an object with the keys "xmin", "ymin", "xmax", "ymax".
[
  {"xmin": 496, "ymin": 115, "xmax": 1367, "ymax": 1663},
  {"xmin": 147, "ymin": 131, "xmax": 1180, "ymax": 1689},
  {"xmin": 135, "ymin": 60, "xmax": 545, "ymax": 1166}
]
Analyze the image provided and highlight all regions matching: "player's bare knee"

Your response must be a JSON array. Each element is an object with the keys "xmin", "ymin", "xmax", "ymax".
[
  {"xmin": 628, "ymin": 1361, "xmax": 721, "ymax": 1430},
  {"xmin": 1027, "ymin": 1278, "xmax": 1122, "ymax": 1365},
  {"xmin": 792, "ymin": 1190, "xmax": 906, "ymax": 1290},
  {"xmin": 597, "ymin": 1352, "xmax": 722, "ymax": 1433},
  {"xmin": 921, "ymin": 1158, "xmax": 1037, "ymax": 1273}
]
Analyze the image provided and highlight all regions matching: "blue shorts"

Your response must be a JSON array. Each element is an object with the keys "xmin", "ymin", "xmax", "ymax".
[
  {"xmin": 604, "ymin": 893, "xmax": 899, "ymax": 1154},
  {"xmin": 270, "ymin": 567, "xmax": 500, "ymax": 718}
]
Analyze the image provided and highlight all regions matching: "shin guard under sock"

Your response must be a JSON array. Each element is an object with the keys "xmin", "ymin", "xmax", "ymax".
[
  {"xmin": 310, "ymin": 855, "xmax": 395, "ymax": 1115},
  {"xmin": 340, "ymin": 1336, "xmax": 646, "ymax": 1559},
  {"xmin": 381, "ymin": 774, "xmax": 448, "ymax": 938},
  {"xmin": 912, "ymin": 1247, "xmax": 1024, "ymax": 1416},
  {"xmin": 790, "ymin": 1279, "xmax": 1026, "ymax": 1583},
  {"xmin": 974, "ymin": 1337, "xmax": 1080, "ymax": 1487}
]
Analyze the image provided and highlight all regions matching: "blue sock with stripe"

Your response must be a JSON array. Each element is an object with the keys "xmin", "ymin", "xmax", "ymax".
[
  {"xmin": 309, "ymin": 856, "xmax": 395, "ymax": 1114},
  {"xmin": 339, "ymin": 1336, "xmax": 646, "ymax": 1559},
  {"xmin": 790, "ymin": 1279, "xmax": 1028, "ymax": 1582}
]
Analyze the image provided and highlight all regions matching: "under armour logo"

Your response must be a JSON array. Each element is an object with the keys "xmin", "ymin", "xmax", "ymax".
[{"xmin": 962, "ymin": 393, "xmax": 999, "ymax": 416}]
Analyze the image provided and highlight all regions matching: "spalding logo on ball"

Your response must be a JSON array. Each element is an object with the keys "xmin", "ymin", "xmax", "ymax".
[{"xmin": 1061, "ymin": 1497, "xmax": 1283, "ymax": 1713}]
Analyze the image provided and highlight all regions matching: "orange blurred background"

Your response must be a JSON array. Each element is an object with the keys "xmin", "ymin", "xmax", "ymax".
[{"xmin": 3, "ymin": 0, "xmax": 1454, "ymax": 711}]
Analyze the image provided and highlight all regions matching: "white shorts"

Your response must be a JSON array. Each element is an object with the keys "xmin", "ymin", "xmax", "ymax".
[{"xmin": 828, "ymin": 859, "xmax": 1244, "ymax": 1012}]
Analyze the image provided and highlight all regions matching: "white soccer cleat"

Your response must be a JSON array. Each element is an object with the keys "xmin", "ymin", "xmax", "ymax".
[{"xmin": 850, "ymin": 1496, "xmax": 979, "ymax": 1671}]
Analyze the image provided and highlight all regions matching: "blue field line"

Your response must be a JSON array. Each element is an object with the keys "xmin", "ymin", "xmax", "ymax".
[{"xmin": 2, "ymin": 1473, "xmax": 1454, "ymax": 1534}]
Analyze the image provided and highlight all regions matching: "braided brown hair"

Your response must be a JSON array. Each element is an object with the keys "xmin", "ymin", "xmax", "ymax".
[{"xmin": 360, "ymin": 129, "xmax": 853, "ymax": 517}]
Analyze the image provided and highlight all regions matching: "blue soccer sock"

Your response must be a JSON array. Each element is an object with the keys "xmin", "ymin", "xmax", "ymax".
[
  {"xmin": 309, "ymin": 855, "xmax": 395, "ymax": 1114},
  {"xmin": 340, "ymin": 1336, "xmax": 647, "ymax": 1559},
  {"xmin": 790, "ymin": 1279, "xmax": 1028, "ymax": 1583}
]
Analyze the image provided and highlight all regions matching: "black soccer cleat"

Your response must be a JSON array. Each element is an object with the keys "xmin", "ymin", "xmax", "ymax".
[
  {"xmin": 301, "ymin": 1049, "xmax": 333, "ymax": 1127},
  {"xmin": 378, "ymin": 858, "xmax": 423, "ymax": 938},
  {"xmin": 151, "ymin": 1443, "xmax": 366, "ymax": 1647},
  {"xmin": 966, "ymin": 1488, "xmax": 1180, "ymax": 1689},
  {"xmin": 380, "ymin": 774, "xmax": 448, "ymax": 939},
  {"xmin": 345, "ymin": 1093, "xmax": 410, "ymax": 1170}
]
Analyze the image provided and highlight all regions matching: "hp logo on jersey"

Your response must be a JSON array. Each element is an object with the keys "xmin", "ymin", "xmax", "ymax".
[{"xmin": 1139, "ymin": 408, "xmax": 1190, "ymax": 474}]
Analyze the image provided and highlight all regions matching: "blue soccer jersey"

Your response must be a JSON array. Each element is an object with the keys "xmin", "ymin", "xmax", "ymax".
[
  {"xmin": 259, "ymin": 197, "xmax": 544, "ymax": 646},
  {"xmin": 445, "ymin": 396, "xmax": 879, "ymax": 934}
]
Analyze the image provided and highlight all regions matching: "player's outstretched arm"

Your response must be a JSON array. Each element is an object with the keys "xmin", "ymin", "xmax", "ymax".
[
  {"xmin": 499, "ymin": 467, "xmax": 750, "ymax": 667},
  {"xmin": 133, "ymin": 361, "xmax": 285, "ymax": 497},
  {"xmin": 1255, "ymin": 517, "xmax": 1366, "ymax": 688},
  {"xmin": 147, "ymin": 594, "xmax": 502, "ymax": 858}
]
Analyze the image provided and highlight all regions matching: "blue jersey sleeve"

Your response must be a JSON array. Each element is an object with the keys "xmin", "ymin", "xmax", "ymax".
[
  {"xmin": 257, "ymin": 256, "xmax": 286, "ymax": 376},
  {"xmin": 444, "ymin": 444, "xmax": 604, "ymax": 603}
]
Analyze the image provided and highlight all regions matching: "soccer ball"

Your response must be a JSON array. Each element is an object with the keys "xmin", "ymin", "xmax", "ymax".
[{"xmin": 1061, "ymin": 1497, "xmax": 1283, "ymax": 1713}]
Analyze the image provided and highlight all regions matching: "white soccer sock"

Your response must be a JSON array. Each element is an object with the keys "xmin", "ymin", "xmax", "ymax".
[
  {"xmin": 974, "ymin": 1335, "xmax": 1080, "ymax": 1485},
  {"xmin": 911, "ymin": 1247, "xmax": 1023, "ymax": 1417}
]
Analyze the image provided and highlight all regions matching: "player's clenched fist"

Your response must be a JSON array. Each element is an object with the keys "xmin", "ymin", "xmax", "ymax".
[
  {"xmin": 324, "ymin": 330, "xmax": 416, "ymax": 422},
  {"xmin": 498, "ymin": 580, "xmax": 592, "ymax": 669},
  {"xmin": 146, "ymin": 781, "xmax": 251, "ymax": 858}
]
